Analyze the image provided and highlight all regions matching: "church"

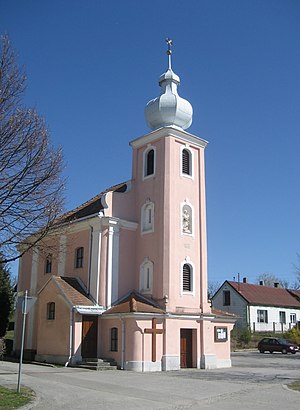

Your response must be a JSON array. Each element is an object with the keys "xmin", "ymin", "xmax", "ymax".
[{"xmin": 14, "ymin": 41, "xmax": 235, "ymax": 371}]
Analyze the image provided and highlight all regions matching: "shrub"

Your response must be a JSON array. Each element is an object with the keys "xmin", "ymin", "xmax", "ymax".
[
  {"xmin": 282, "ymin": 328, "xmax": 300, "ymax": 345},
  {"xmin": 0, "ymin": 338, "xmax": 6, "ymax": 359}
]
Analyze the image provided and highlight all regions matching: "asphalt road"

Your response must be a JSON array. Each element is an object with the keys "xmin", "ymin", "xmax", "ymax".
[{"xmin": 0, "ymin": 352, "xmax": 299, "ymax": 409}]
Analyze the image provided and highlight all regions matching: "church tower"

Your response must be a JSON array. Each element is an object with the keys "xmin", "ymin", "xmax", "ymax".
[{"xmin": 130, "ymin": 39, "xmax": 210, "ymax": 316}]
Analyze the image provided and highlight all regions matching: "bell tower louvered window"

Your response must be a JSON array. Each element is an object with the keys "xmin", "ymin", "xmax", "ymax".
[
  {"xmin": 146, "ymin": 149, "xmax": 154, "ymax": 176},
  {"xmin": 182, "ymin": 149, "xmax": 191, "ymax": 175},
  {"xmin": 182, "ymin": 263, "xmax": 192, "ymax": 292}
]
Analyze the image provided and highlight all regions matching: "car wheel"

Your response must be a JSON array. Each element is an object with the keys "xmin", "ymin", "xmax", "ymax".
[
  {"xmin": 269, "ymin": 350, "xmax": 273, "ymax": 354},
  {"xmin": 291, "ymin": 351, "xmax": 296, "ymax": 354},
  {"xmin": 259, "ymin": 349, "xmax": 264, "ymax": 353},
  {"xmin": 282, "ymin": 348, "xmax": 287, "ymax": 354}
]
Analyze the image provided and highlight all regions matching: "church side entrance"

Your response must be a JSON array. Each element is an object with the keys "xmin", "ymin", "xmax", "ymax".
[
  {"xmin": 81, "ymin": 315, "xmax": 98, "ymax": 358},
  {"xmin": 180, "ymin": 329, "xmax": 193, "ymax": 368}
]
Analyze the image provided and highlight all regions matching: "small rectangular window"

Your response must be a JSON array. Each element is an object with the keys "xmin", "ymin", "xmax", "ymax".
[
  {"xmin": 279, "ymin": 311, "xmax": 286, "ymax": 324},
  {"xmin": 75, "ymin": 247, "xmax": 84, "ymax": 268},
  {"xmin": 257, "ymin": 309, "xmax": 268, "ymax": 323},
  {"xmin": 183, "ymin": 264, "xmax": 192, "ymax": 292},
  {"xmin": 47, "ymin": 302, "xmax": 55, "ymax": 320},
  {"xmin": 290, "ymin": 313, "xmax": 296, "ymax": 324},
  {"xmin": 111, "ymin": 327, "xmax": 118, "ymax": 352},
  {"xmin": 223, "ymin": 290, "xmax": 230, "ymax": 306}
]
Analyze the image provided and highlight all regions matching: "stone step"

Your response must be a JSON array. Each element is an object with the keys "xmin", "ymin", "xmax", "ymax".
[{"xmin": 75, "ymin": 357, "xmax": 118, "ymax": 371}]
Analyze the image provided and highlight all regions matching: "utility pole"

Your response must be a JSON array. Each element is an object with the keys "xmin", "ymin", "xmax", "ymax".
[{"xmin": 17, "ymin": 290, "xmax": 28, "ymax": 394}]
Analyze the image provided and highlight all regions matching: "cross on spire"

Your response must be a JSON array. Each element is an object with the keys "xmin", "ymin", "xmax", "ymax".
[
  {"xmin": 144, "ymin": 318, "xmax": 164, "ymax": 362},
  {"xmin": 165, "ymin": 37, "xmax": 173, "ymax": 69}
]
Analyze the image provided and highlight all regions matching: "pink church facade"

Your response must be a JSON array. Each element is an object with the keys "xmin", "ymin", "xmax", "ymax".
[{"xmin": 14, "ymin": 46, "xmax": 235, "ymax": 371}]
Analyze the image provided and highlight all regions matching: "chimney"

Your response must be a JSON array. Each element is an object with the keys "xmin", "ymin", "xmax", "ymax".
[
  {"xmin": 243, "ymin": 277, "xmax": 247, "ymax": 283},
  {"xmin": 274, "ymin": 282, "xmax": 279, "ymax": 288},
  {"xmin": 259, "ymin": 280, "xmax": 264, "ymax": 286}
]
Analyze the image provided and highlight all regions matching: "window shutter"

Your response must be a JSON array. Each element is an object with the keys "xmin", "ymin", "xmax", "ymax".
[
  {"xmin": 182, "ymin": 149, "xmax": 190, "ymax": 175},
  {"xmin": 183, "ymin": 264, "xmax": 191, "ymax": 291}
]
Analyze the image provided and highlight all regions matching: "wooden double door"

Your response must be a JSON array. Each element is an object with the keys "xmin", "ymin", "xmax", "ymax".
[
  {"xmin": 180, "ymin": 329, "xmax": 193, "ymax": 368},
  {"xmin": 81, "ymin": 315, "xmax": 98, "ymax": 358}
]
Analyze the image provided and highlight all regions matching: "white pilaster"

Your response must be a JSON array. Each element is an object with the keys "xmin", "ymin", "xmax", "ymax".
[
  {"xmin": 26, "ymin": 248, "xmax": 39, "ymax": 349},
  {"xmin": 89, "ymin": 223, "xmax": 102, "ymax": 303},
  {"xmin": 58, "ymin": 235, "xmax": 67, "ymax": 276}
]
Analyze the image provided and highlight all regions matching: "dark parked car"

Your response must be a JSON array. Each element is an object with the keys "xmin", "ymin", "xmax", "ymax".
[{"xmin": 258, "ymin": 337, "xmax": 299, "ymax": 354}]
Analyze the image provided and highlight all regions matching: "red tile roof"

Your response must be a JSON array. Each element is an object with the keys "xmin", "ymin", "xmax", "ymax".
[
  {"xmin": 228, "ymin": 281, "xmax": 300, "ymax": 308},
  {"xmin": 54, "ymin": 276, "xmax": 93, "ymax": 306},
  {"xmin": 104, "ymin": 291, "xmax": 165, "ymax": 315}
]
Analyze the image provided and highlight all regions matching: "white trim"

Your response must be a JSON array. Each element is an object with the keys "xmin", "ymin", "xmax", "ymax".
[
  {"xmin": 180, "ymin": 259, "xmax": 195, "ymax": 296},
  {"xmin": 26, "ymin": 248, "xmax": 39, "ymax": 349},
  {"xmin": 130, "ymin": 126, "xmax": 208, "ymax": 149},
  {"xmin": 180, "ymin": 145, "xmax": 194, "ymax": 180},
  {"xmin": 139, "ymin": 258, "xmax": 154, "ymax": 295},
  {"xmin": 141, "ymin": 200, "xmax": 154, "ymax": 234},
  {"xmin": 107, "ymin": 225, "xmax": 114, "ymax": 308},
  {"xmin": 58, "ymin": 235, "xmax": 67, "ymax": 276},
  {"xmin": 180, "ymin": 201, "xmax": 194, "ymax": 238},
  {"xmin": 142, "ymin": 144, "xmax": 156, "ymax": 180},
  {"xmin": 112, "ymin": 226, "xmax": 120, "ymax": 304},
  {"xmin": 89, "ymin": 223, "xmax": 102, "ymax": 303}
]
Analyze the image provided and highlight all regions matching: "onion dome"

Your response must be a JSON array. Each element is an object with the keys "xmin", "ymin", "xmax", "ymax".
[{"xmin": 145, "ymin": 38, "xmax": 193, "ymax": 131}]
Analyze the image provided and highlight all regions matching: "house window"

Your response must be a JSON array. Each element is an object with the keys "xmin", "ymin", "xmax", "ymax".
[
  {"xmin": 143, "ymin": 146, "xmax": 156, "ymax": 179},
  {"xmin": 279, "ymin": 311, "xmax": 286, "ymax": 324},
  {"xmin": 141, "ymin": 201, "xmax": 154, "ymax": 233},
  {"xmin": 45, "ymin": 254, "xmax": 52, "ymax": 274},
  {"xmin": 290, "ymin": 313, "xmax": 296, "ymax": 324},
  {"xmin": 111, "ymin": 327, "xmax": 118, "ymax": 352},
  {"xmin": 140, "ymin": 259, "xmax": 153, "ymax": 294},
  {"xmin": 47, "ymin": 302, "xmax": 55, "ymax": 320},
  {"xmin": 223, "ymin": 290, "xmax": 231, "ymax": 306},
  {"xmin": 75, "ymin": 247, "xmax": 84, "ymax": 268},
  {"xmin": 257, "ymin": 309, "xmax": 268, "ymax": 323},
  {"xmin": 182, "ymin": 263, "xmax": 192, "ymax": 292}
]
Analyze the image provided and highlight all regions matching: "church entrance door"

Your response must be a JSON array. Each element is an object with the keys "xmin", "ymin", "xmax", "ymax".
[
  {"xmin": 82, "ymin": 315, "xmax": 98, "ymax": 358},
  {"xmin": 180, "ymin": 329, "xmax": 193, "ymax": 368}
]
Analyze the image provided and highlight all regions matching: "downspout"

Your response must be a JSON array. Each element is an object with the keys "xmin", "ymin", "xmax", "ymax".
[
  {"xmin": 120, "ymin": 316, "xmax": 125, "ymax": 370},
  {"xmin": 65, "ymin": 308, "xmax": 74, "ymax": 367},
  {"xmin": 87, "ymin": 226, "xmax": 94, "ymax": 295}
]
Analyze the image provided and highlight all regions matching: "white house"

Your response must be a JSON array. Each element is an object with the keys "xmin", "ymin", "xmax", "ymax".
[{"xmin": 212, "ymin": 280, "xmax": 300, "ymax": 332}]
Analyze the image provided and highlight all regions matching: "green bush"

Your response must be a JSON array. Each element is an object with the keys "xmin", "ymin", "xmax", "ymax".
[{"xmin": 282, "ymin": 328, "xmax": 300, "ymax": 345}]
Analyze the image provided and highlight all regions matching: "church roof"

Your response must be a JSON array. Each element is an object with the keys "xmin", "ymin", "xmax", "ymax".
[
  {"xmin": 227, "ymin": 281, "xmax": 300, "ymax": 308},
  {"xmin": 53, "ymin": 276, "xmax": 94, "ymax": 306},
  {"xmin": 104, "ymin": 291, "xmax": 165, "ymax": 315},
  {"xmin": 57, "ymin": 181, "xmax": 128, "ymax": 223}
]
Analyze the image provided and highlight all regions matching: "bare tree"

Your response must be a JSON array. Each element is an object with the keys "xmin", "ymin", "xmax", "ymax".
[
  {"xmin": 207, "ymin": 280, "xmax": 221, "ymax": 299},
  {"xmin": 256, "ymin": 272, "xmax": 289, "ymax": 288},
  {"xmin": 0, "ymin": 35, "xmax": 65, "ymax": 263}
]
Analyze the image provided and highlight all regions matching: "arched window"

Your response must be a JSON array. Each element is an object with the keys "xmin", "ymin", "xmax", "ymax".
[
  {"xmin": 111, "ymin": 327, "xmax": 118, "ymax": 352},
  {"xmin": 45, "ymin": 254, "xmax": 52, "ymax": 274},
  {"xmin": 47, "ymin": 302, "xmax": 55, "ymax": 320},
  {"xmin": 181, "ymin": 147, "xmax": 193, "ymax": 177},
  {"xmin": 75, "ymin": 247, "xmax": 84, "ymax": 268},
  {"xmin": 141, "ymin": 201, "xmax": 154, "ymax": 233},
  {"xmin": 182, "ymin": 263, "xmax": 192, "ymax": 292},
  {"xmin": 143, "ymin": 146, "xmax": 156, "ymax": 179},
  {"xmin": 140, "ymin": 259, "xmax": 153, "ymax": 294}
]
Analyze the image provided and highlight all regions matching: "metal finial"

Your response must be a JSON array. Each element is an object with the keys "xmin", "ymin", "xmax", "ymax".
[
  {"xmin": 166, "ymin": 37, "xmax": 173, "ymax": 54},
  {"xmin": 165, "ymin": 37, "xmax": 173, "ymax": 69}
]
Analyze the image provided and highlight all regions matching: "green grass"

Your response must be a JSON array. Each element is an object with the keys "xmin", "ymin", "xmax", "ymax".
[
  {"xmin": 0, "ymin": 386, "xmax": 34, "ymax": 409},
  {"xmin": 287, "ymin": 381, "xmax": 300, "ymax": 392}
]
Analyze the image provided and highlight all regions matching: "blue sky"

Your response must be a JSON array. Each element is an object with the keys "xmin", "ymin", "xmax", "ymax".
[{"xmin": 2, "ymin": 0, "xmax": 300, "ymax": 286}]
